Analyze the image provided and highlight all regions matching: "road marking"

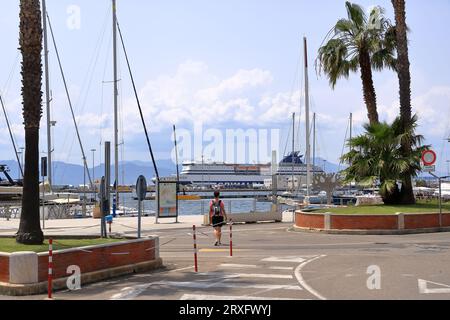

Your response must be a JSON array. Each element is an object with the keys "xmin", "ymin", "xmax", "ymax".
[
  {"xmin": 219, "ymin": 264, "xmax": 258, "ymax": 269},
  {"xmin": 168, "ymin": 266, "xmax": 195, "ymax": 273},
  {"xmin": 269, "ymin": 266, "xmax": 294, "ymax": 271},
  {"xmin": 180, "ymin": 294, "xmax": 308, "ymax": 300},
  {"xmin": 262, "ymin": 256, "xmax": 315, "ymax": 263},
  {"xmin": 294, "ymin": 255, "xmax": 327, "ymax": 300},
  {"xmin": 142, "ymin": 281, "xmax": 302, "ymax": 291},
  {"xmin": 197, "ymin": 272, "xmax": 293, "ymax": 279},
  {"xmin": 418, "ymin": 279, "xmax": 450, "ymax": 294},
  {"xmin": 110, "ymin": 284, "xmax": 151, "ymax": 300},
  {"xmin": 200, "ymin": 248, "xmax": 247, "ymax": 253}
]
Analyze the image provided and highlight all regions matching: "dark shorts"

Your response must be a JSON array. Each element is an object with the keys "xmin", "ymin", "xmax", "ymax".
[{"xmin": 211, "ymin": 215, "xmax": 225, "ymax": 228}]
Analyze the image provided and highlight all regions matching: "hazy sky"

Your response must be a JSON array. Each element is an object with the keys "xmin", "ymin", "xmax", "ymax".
[{"xmin": 1, "ymin": 0, "xmax": 449, "ymax": 174}]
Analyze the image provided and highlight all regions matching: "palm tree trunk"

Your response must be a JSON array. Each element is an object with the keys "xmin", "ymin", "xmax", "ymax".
[
  {"xmin": 17, "ymin": 128, "xmax": 44, "ymax": 244},
  {"xmin": 392, "ymin": 0, "xmax": 415, "ymax": 205},
  {"xmin": 358, "ymin": 49, "xmax": 379, "ymax": 125},
  {"xmin": 16, "ymin": 0, "xmax": 44, "ymax": 245}
]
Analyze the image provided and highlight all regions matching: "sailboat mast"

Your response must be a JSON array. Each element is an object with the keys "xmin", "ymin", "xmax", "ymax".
[
  {"xmin": 112, "ymin": 0, "xmax": 119, "ymax": 207},
  {"xmin": 173, "ymin": 125, "xmax": 180, "ymax": 184},
  {"xmin": 292, "ymin": 113, "xmax": 295, "ymax": 193},
  {"xmin": 42, "ymin": 0, "xmax": 52, "ymax": 190},
  {"xmin": 349, "ymin": 113, "xmax": 353, "ymax": 150},
  {"xmin": 304, "ymin": 37, "xmax": 311, "ymax": 198},
  {"xmin": 313, "ymin": 112, "xmax": 316, "ymax": 178}
]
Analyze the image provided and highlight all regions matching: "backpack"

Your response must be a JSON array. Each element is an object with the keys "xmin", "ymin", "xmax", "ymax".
[{"xmin": 212, "ymin": 200, "xmax": 222, "ymax": 216}]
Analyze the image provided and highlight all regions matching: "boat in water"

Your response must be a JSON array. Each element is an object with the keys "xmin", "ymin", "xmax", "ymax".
[{"xmin": 173, "ymin": 152, "xmax": 324, "ymax": 188}]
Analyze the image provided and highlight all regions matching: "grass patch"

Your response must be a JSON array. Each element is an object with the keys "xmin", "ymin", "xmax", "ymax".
[
  {"xmin": 314, "ymin": 200, "xmax": 450, "ymax": 215},
  {"xmin": 0, "ymin": 238, "xmax": 123, "ymax": 253}
]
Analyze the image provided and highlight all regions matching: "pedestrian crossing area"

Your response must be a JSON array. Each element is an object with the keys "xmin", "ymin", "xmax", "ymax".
[{"xmin": 110, "ymin": 255, "xmax": 325, "ymax": 300}]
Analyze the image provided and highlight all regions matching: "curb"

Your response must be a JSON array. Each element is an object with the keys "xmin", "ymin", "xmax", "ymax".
[
  {"xmin": 288, "ymin": 225, "xmax": 450, "ymax": 235},
  {"xmin": 0, "ymin": 258, "xmax": 163, "ymax": 296}
]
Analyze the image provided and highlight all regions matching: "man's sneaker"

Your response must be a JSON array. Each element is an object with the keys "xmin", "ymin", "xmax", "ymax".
[{"xmin": 214, "ymin": 241, "xmax": 219, "ymax": 246}]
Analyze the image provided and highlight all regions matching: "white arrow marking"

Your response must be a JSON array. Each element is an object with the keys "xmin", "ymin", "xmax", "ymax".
[
  {"xmin": 262, "ymin": 256, "xmax": 315, "ymax": 263},
  {"xmin": 418, "ymin": 279, "xmax": 450, "ymax": 294}
]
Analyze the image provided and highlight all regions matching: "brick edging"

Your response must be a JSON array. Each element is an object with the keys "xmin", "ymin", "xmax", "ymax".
[
  {"xmin": 289, "ymin": 225, "xmax": 450, "ymax": 235},
  {"xmin": 0, "ymin": 258, "xmax": 163, "ymax": 296},
  {"xmin": 295, "ymin": 210, "xmax": 450, "ymax": 234}
]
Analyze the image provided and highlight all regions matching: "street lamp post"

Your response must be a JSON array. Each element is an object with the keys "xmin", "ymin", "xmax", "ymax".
[
  {"xmin": 91, "ymin": 149, "xmax": 96, "ymax": 193},
  {"xmin": 446, "ymin": 160, "xmax": 450, "ymax": 177},
  {"xmin": 83, "ymin": 157, "xmax": 86, "ymax": 216},
  {"xmin": 429, "ymin": 172, "xmax": 450, "ymax": 228},
  {"xmin": 19, "ymin": 147, "xmax": 25, "ymax": 180},
  {"xmin": 17, "ymin": 151, "xmax": 22, "ymax": 180}
]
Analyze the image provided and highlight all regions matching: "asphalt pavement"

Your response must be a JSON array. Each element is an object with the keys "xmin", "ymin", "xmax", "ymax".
[{"xmin": 3, "ymin": 220, "xmax": 450, "ymax": 300}]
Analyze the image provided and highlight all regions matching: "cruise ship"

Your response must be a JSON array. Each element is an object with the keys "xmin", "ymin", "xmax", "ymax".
[{"xmin": 177, "ymin": 152, "xmax": 324, "ymax": 187}]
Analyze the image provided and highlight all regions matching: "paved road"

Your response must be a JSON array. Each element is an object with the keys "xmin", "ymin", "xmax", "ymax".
[{"xmin": 3, "ymin": 222, "xmax": 450, "ymax": 300}]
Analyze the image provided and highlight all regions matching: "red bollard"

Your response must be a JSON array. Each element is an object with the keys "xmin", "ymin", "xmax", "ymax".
[
  {"xmin": 193, "ymin": 225, "xmax": 198, "ymax": 272},
  {"xmin": 48, "ymin": 238, "xmax": 53, "ymax": 299},
  {"xmin": 229, "ymin": 220, "xmax": 233, "ymax": 257}
]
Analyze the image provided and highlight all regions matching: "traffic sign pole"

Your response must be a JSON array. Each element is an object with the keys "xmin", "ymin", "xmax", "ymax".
[{"xmin": 136, "ymin": 175, "xmax": 147, "ymax": 239}]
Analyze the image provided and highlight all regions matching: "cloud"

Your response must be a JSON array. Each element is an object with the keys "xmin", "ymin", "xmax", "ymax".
[{"xmin": 412, "ymin": 86, "xmax": 450, "ymax": 138}]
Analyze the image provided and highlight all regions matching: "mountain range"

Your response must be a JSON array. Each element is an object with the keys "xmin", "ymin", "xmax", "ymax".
[
  {"xmin": 0, "ymin": 159, "xmax": 176, "ymax": 186},
  {"xmin": 0, "ymin": 157, "xmax": 367, "ymax": 186}
]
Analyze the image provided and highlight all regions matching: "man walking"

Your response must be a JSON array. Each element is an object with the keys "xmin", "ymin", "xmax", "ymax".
[{"xmin": 209, "ymin": 191, "xmax": 228, "ymax": 246}]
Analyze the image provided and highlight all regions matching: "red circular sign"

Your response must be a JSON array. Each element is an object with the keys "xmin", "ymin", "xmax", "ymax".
[{"xmin": 422, "ymin": 150, "xmax": 437, "ymax": 166}]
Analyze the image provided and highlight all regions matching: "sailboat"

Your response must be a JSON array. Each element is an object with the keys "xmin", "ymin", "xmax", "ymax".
[{"xmin": 278, "ymin": 37, "xmax": 325, "ymax": 204}]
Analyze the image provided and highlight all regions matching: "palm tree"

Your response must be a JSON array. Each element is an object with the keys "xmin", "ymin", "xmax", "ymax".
[
  {"xmin": 391, "ymin": 0, "xmax": 415, "ymax": 204},
  {"xmin": 16, "ymin": 0, "xmax": 44, "ymax": 245},
  {"xmin": 316, "ymin": 2, "xmax": 397, "ymax": 125},
  {"xmin": 341, "ymin": 115, "xmax": 427, "ymax": 204}
]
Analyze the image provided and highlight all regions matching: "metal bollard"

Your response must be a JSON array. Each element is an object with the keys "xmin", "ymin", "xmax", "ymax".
[
  {"xmin": 193, "ymin": 225, "xmax": 198, "ymax": 272},
  {"xmin": 229, "ymin": 220, "xmax": 233, "ymax": 257},
  {"xmin": 48, "ymin": 238, "xmax": 53, "ymax": 299}
]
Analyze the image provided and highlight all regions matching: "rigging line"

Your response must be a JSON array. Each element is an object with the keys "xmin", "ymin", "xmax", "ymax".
[
  {"xmin": 2, "ymin": 52, "xmax": 20, "ymax": 95},
  {"xmin": 338, "ymin": 117, "xmax": 350, "ymax": 172},
  {"xmin": 75, "ymin": 4, "xmax": 111, "ymax": 113},
  {"xmin": 59, "ymin": 7, "xmax": 111, "ymax": 166},
  {"xmin": 316, "ymin": 115, "xmax": 329, "ymax": 161},
  {"xmin": 99, "ymin": 28, "xmax": 114, "ymax": 167},
  {"xmin": 116, "ymin": 20, "xmax": 160, "ymax": 181},
  {"xmin": 0, "ymin": 94, "xmax": 23, "ymax": 177},
  {"xmin": 46, "ymin": 12, "xmax": 93, "ymax": 186},
  {"xmin": 282, "ymin": 123, "xmax": 291, "ymax": 157},
  {"xmin": 1, "ymin": 53, "xmax": 22, "ymax": 147}
]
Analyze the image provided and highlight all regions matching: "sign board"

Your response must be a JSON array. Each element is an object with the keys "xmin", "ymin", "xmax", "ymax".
[
  {"xmin": 41, "ymin": 157, "xmax": 48, "ymax": 177},
  {"xmin": 422, "ymin": 165, "xmax": 436, "ymax": 173},
  {"xmin": 135, "ymin": 175, "xmax": 147, "ymax": 201},
  {"xmin": 156, "ymin": 180, "xmax": 178, "ymax": 220},
  {"xmin": 422, "ymin": 150, "xmax": 437, "ymax": 166}
]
